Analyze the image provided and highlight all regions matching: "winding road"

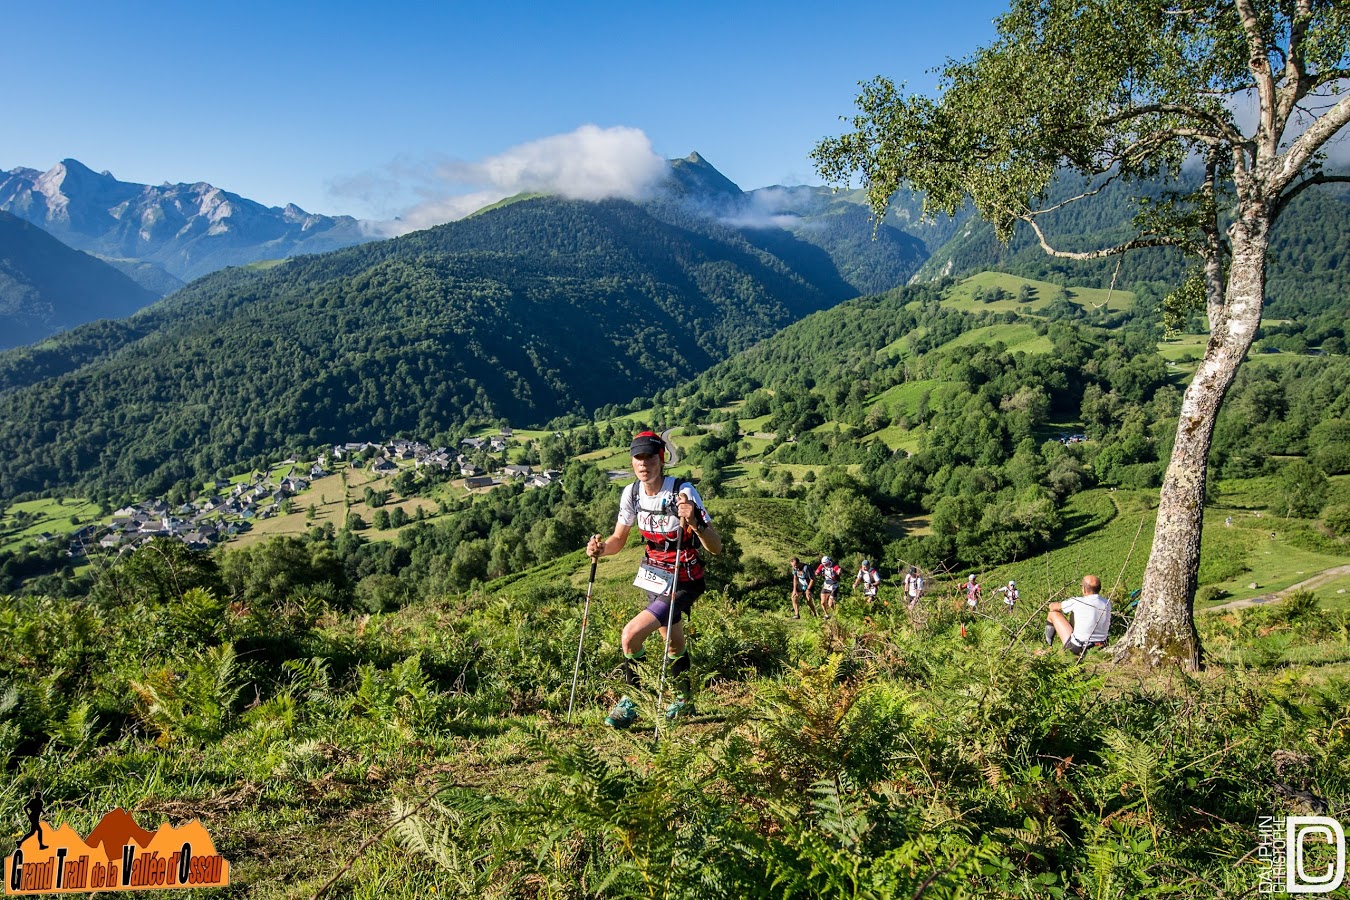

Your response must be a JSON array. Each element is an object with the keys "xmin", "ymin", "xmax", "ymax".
[{"xmin": 1203, "ymin": 564, "xmax": 1350, "ymax": 613}]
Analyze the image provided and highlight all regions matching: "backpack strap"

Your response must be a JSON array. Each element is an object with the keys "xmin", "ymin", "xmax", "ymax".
[
  {"xmin": 631, "ymin": 476, "xmax": 689, "ymax": 511},
  {"xmin": 638, "ymin": 476, "xmax": 701, "ymax": 553}
]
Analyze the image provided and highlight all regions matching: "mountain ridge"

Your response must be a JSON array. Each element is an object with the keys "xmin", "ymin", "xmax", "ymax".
[
  {"xmin": 0, "ymin": 210, "xmax": 158, "ymax": 349},
  {"xmin": 0, "ymin": 159, "xmax": 370, "ymax": 282}
]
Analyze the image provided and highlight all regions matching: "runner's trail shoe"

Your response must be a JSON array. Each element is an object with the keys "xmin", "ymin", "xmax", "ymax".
[
  {"xmin": 665, "ymin": 698, "xmax": 694, "ymax": 721},
  {"xmin": 605, "ymin": 696, "xmax": 638, "ymax": 729}
]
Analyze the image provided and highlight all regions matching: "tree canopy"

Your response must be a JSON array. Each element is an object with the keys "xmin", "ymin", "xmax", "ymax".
[{"xmin": 815, "ymin": 0, "xmax": 1350, "ymax": 669}]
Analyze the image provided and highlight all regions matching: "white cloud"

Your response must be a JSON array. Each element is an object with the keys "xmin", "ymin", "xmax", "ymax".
[
  {"xmin": 717, "ymin": 185, "xmax": 810, "ymax": 230},
  {"xmin": 720, "ymin": 210, "xmax": 801, "ymax": 230},
  {"xmin": 334, "ymin": 125, "xmax": 669, "ymax": 236}
]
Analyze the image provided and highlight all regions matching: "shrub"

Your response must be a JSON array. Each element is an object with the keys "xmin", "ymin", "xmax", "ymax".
[
  {"xmin": 691, "ymin": 598, "xmax": 792, "ymax": 683},
  {"xmin": 1322, "ymin": 503, "xmax": 1350, "ymax": 538},
  {"xmin": 1196, "ymin": 585, "xmax": 1229, "ymax": 604}
]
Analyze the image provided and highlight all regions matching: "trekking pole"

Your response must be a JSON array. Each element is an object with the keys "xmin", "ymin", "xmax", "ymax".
[
  {"xmin": 566, "ymin": 551, "xmax": 600, "ymax": 724},
  {"xmin": 654, "ymin": 521, "xmax": 684, "ymax": 738},
  {"xmin": 1109, "ymin": 514, "xmax": 1147, "ymax": 601}
]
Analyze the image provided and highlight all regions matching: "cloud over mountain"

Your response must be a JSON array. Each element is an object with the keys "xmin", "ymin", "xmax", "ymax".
[{"xmin": 337, "ymin": 125, "xmax": 669, "ymax": 235}]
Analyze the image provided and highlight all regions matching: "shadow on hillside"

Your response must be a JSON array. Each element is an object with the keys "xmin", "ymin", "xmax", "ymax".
[{"xmin": 1058, "ymin": 493, "xmax": 1121, "ymax": 545}]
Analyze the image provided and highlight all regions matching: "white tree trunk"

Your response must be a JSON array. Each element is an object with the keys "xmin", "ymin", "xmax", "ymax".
[{"xmin": 1114, "ymin": 211, "xmax": 1271, "ymax": 669}]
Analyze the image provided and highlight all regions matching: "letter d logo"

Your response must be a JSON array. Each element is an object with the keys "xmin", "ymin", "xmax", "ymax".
[{"xmin": 1287, "ymin": 816, "xmax": 1345, "ymax": 894}]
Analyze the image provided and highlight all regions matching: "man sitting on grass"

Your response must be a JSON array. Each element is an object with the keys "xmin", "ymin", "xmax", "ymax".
[{"xmin": 1046, "ymin": 574, "xmax": 1112, "ymax": 655}]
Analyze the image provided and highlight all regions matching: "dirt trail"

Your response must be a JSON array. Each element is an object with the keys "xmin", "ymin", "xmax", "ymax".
[{"xmin": 1204, "ymin": 564, "xmax": 1350, "ymax": 613}]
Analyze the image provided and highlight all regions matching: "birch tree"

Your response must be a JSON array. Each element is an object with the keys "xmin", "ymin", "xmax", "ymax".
[{"xmin": 814, "ymin": 0, "xmax": 1350, "ymax": 668}]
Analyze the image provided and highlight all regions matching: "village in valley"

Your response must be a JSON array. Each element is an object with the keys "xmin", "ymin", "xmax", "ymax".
[{"xmin": 3, "ymin": 430, "xmax": 567, "ymax": 562}]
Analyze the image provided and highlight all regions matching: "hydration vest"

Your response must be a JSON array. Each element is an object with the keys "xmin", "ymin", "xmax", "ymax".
[{"xmin": 628, "ymin": 477, "xmax": 705, "ymax": 581}]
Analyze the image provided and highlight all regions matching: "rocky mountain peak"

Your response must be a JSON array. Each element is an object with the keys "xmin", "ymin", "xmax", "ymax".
[{"xmin": 0, "ymin": 159, "xmax": 371, "ymax": 280}]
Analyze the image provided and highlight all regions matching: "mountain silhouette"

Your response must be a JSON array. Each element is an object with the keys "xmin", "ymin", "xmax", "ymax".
[{"xmin": 84, "ymin": 806, "xmax": 155, "ymax": 858}]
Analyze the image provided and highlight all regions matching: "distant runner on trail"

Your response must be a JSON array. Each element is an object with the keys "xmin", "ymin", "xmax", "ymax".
[
  {"xmin": 965, "ymin": 574, "xmax": 982, "ymax": 609},
  {"xmin": 815, "ymin": 555, "xmax": 842, "ymax": 619},
  {"xmin": 788, "ymin": 557, "xmax": 817, "ymax": 619},
  {"xmin": 903, "ymin": 566, "xmax": 925, "ymax": 609},
  {"xmin": 586, "ymin": 431, "xmax": 722, "ymax": 729},
  {"xmin": 999, "ymin": 580, "xmax": 1019, "ymax": 609},
  {"xmin": 1046, "ymin": 574, "xmax": 1112, "ymax": 655},
  {"xmin": 853, "ymin": 559, "xmax": 881, "ymax": 603}
]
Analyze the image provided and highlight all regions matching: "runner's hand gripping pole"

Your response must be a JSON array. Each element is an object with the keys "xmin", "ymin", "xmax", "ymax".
[{"xmin": 566, "ymin": 546, "xmax": 600, "ymax": 724}]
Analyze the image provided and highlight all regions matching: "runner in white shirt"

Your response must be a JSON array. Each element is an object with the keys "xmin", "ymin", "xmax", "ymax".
[
  {"xmin": 903, "ymin": 566, "xmax": 925, "ymax": 609},
  {"xmin": 965, "ymin": 574, "xmax": 982, "ymax": 609},
  {"xmin": 853, "ymin": 559, "xmax": 881, "ymax": 604},
  {"xmin": 815, "ymin": 556, "xmax": 843, "ymax": 619},
  {"xmin": 587, "ymin": 431, "xmax": 723, "ymax": 727}
]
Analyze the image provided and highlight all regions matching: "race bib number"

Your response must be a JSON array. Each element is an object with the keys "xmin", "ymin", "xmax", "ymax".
[{"xmin": 634, "ymin": 563, "xmax": 674, "ymax": 594}]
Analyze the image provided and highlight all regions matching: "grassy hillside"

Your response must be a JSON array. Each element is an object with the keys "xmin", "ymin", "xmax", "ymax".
[
  {"xmin": 936, "ymin": 271, "xmax": 1136, "ymax": 313},
  {"xmin": 1, "ymin": 287, "xmax": 1346, "ymax": 896},
  {"xmin": 941, "ymin": 323, "xmax": 1055, "ymax": 355},
  {"xmin": 2, "ymin": 473, "xmax": 1345, "ymax": 897}
]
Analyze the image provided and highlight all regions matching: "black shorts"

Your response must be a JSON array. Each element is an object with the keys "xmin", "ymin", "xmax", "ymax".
[
  {"xmin": 644, "ymin": 577, "xmax": 706, "ymax": 626},
  {"xmin": 1065, "ymin": 637, "xmax": 1108, "ymax": 654}
]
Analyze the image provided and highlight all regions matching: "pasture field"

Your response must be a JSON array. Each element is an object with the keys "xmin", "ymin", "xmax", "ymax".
[
  {"xmin": 940, "ymin": 322, "xmax": 1055, "ymax": 355},
  {"xmin": 939, "ymin": 271, "xmax": 1137, "ymax": 313},
  {"xmin": 876, "ymin": 325, "xmax": 926, "ymax": 359},
  {"xmin": 859, "ymin": 423, "xmax": 921, "ymax": 453},
  {"xmin": 1157, "ymin": 333, "xmax": 1315, "ymax": 382},
  {"xmin": 0, "ymin": 496, "xmax": 101, "ymax": 552},
  {"xmin": 866, "ymin": 379, "xmax": 939, "ymax": 418}
]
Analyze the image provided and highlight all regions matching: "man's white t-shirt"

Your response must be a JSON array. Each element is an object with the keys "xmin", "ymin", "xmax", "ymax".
[
  {"xmin": 858, "ymin": 568, "xmax": 880, "ymax": 594},
  {"xmin": 1062, "ymin": 593, "xmax": 1111, "ymax": 644}
]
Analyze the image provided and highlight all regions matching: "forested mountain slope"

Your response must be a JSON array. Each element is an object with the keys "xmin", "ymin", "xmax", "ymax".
[
  {"xmin": 0, "ymin": 211, "xmax": 158, "ymax": 349},
  {"xmin": 913, "ymin": 174, "xmax": 1350, "ymax": 319},
  {"xmin": 0, "ymin": 195, "xmax": 863, "ymax": 500}
]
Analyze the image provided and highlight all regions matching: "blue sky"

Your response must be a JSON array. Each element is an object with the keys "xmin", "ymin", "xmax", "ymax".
[{"xmin": 4, "ymin": 1, "xmax": 1009, "ymax": 221}]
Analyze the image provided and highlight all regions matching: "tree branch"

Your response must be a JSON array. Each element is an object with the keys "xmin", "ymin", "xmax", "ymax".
[
  {"xmin": 1274, "ymin": 173, "xmax": 1350, "ymax": 219},
  {"xmin": 1097, "ymin": 103, "xmax": 1246, "ymax": 148},
  {"xmin": 1310, "ymin": 68, "xmax": 1350, "ymax": 87},
  {"xmin": 1020, "ymin": 216, "xmax": 1184, "ymax": 260},
  {"xmin": 1275, "ymin": 1, "xmax": 1315, "ymax": 136},
  {"xmin": 1111, "ymin": 129, "xmax": 1228, "ymax": 163},
  {"xmin": 1234, "ymin": 0, "xmax": 1278, "ymax": 156},
  {"xmin": 1276, "ymin": 93, "xmax": 1350, "ymax": 190},
  {"xmin": 1026, "ymin": 174, "xmax": 1123, "ymax": 217}
]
